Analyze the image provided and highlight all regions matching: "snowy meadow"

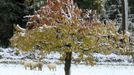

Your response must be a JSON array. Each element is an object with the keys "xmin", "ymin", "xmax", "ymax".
[
  {"xmin": 0, "ymin": 48, "xmax": 134, "ymax": 75},
  {"xmin": 0, "ymin": 64, "xmax": 134, "ymax": 75}
]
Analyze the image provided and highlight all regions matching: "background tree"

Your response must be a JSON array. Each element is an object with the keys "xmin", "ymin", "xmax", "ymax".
[
  {"xmin": 128, "ymin": 0, "xmax": 134, "ymax": 14},
  {"xmin": 24, "ymin": 0, "xmax": 47, "ymax": 14},
  {"xmin": 0, "ymin": 0, "xmax": 47, "ymax": 48},
  {"xmin": 75, "ymin": 0, "xmax": 106, "ymax": 13},
  {"xmin": 0, "ymin": 0, "xmax": 29, "ymax": 48}
]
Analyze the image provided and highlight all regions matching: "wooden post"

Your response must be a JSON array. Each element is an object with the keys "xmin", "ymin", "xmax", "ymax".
[{"xmin": 122, "ymin": 0, "xmax": 128, "ymax": 34}]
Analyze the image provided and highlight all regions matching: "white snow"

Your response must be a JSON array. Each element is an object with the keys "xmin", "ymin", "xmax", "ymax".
[
  {"xmin": 0, "ymin": 47, "xmax": 133, "ymax": 65},
  {"xmin": 0, "ymin": 64, "xmax": 134, "ymax": 75},
  {"xmin": 45, "ymin": 52, "xmax": 61, "ymax": 63},
  {"xmin": 0, "ymin": 48, "xmax": 25, "ymax": 60},
  {"xmin": 0, "ymin": 48, "xmax": 134, "ymax": 75},
  {"xmin": 93, "ymin": 53, "xmax": 133, "ymax": 64}
]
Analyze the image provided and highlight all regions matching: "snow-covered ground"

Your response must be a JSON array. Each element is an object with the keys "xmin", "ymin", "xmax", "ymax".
[
  {"xmin": 0, "ymin": 48, "xmax": 134, "ymax": 75},
  {"xmin": 0, "ymin": 64, "xmax": 134, "ymax": 75},
  {"xmin": 0, "ymin": 47, "xmax": 133, "ymax": 65}
]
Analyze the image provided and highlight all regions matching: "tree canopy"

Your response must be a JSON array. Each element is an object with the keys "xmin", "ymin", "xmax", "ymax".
[
  {"xmin": 10, "ymin": 0, "xmax": 130, "ymax": 75},
  {"xmin": 11, "ymin": 0, "xmax": 129, "ymax": 65}
]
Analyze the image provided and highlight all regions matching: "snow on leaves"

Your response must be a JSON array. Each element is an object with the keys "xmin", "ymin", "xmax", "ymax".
[{"xmin": 11, "ymin": 0, "xmax": 129, "ymax": 65}]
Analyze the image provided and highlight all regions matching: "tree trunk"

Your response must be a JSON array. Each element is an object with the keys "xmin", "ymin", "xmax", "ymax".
[
  {"xmin": 64, "ymin": 52, "xmax": 72, "ymax": 75},
  {"xmin": 122, "ymin": 0, "xmax": 128, "ymax": 34},
  {"xmin": 0, "ymin": 38, "xmax": 10, "ymax": 48}
]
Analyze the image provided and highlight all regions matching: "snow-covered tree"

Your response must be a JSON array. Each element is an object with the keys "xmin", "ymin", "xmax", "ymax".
[{"xmin": 11, "ymin": 0, "xmax": 129, "ymax": 75}]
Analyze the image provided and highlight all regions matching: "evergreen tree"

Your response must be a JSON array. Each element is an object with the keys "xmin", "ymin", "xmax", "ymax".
[
  {"xmin": 0, "ymin": 0, "xmax": 27, "ymax": 48},
  {"xmin": 25, "ymin": 0, "xmax": 47, "ymax": 14},
  {"xmin": 74, "ymin": 0, "xmax": 106, "ymax": 13},
  {"xmin": 128, "ymin": 0, "xmax": 134, "ymax": 13}
]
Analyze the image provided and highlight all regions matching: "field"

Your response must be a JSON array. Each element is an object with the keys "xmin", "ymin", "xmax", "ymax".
[{"xmin": 0, "ymin": 64, "xmax": 134, "ymax": 75}]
